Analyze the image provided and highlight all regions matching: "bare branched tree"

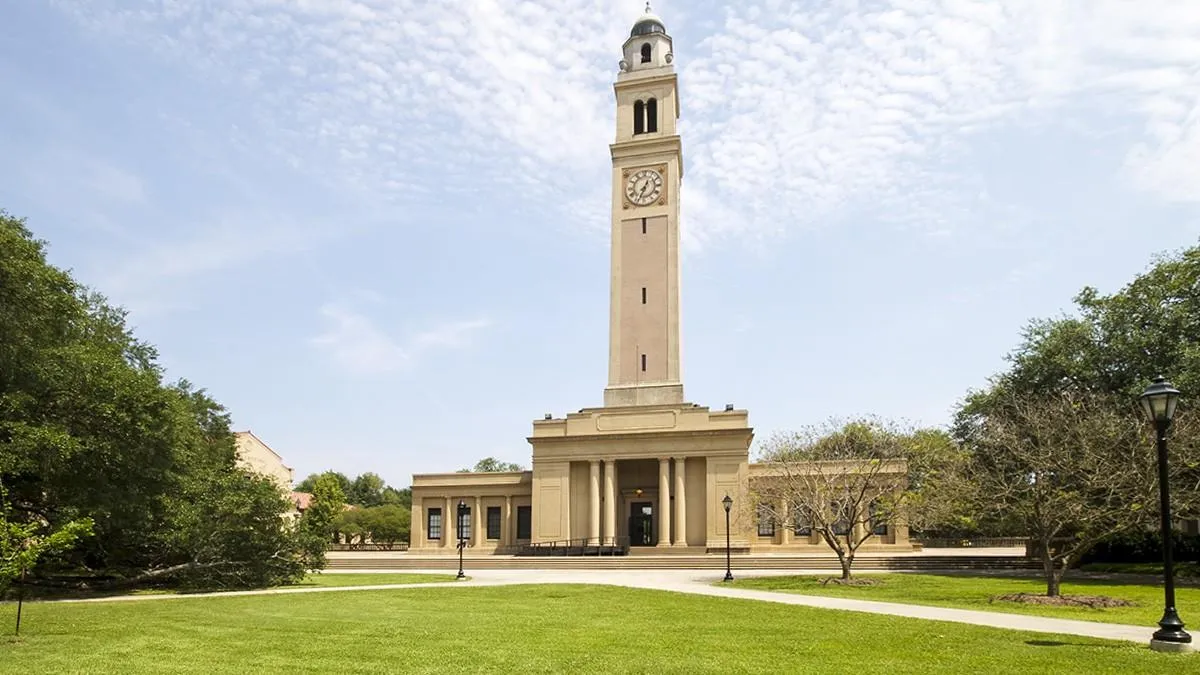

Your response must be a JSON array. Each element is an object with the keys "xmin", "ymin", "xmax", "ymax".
[
  {"xmin": 754, "ymin": 418, "xmax": 925, "ymax": 580},
  {"xmin": 968, "ymin": 389, "xmax": 1157, "ymax": 596}
]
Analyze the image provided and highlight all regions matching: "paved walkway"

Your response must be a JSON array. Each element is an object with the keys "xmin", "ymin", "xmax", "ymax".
[{"xmin": 52, "ymin": 568, "xmax": 1157, "ymax": 646}]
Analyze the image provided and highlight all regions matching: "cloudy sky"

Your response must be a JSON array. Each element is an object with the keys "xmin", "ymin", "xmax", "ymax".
[{"xmin": 2, "ymin": 0, "xmax": 1199, "ymax": 488}]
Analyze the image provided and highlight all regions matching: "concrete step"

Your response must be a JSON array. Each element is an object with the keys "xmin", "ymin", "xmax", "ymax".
[{"xmin": 325, "ymin": 554, "xmax": 1039, "ymax": 571}]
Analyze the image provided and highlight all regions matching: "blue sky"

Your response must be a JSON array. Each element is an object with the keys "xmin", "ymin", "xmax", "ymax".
[{"xmin": 2, "ymin": 1, "xmax": 1199, "ymax": 489}]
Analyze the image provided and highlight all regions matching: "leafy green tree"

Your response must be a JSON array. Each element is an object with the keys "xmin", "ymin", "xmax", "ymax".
[
  {"xmin": 156, "ymin": 468, "xmax": 306, "ymax": 589},
  {"xmin": 956, "ymin": 241, "xmax": 1200, "ymax": 530},
  {"xmin": 334, "ymin": 508, "xmax": 366, "ymax": 548},
  {"xmin": 1, "ymin": 482, "xmax": 93, "ymax": 594},
  {"xmin": 296, "ymin": 471, "xmax": 351, "ymax": 496},
  {"xmin": 0, "ymin": 210, "xmax": 308, "ymax": 590},
  {"xmin": 348, "ymin": 472, "xmax": 386, "ymax": 507},
  {"xmin": 363, "ymin": 505, "xmax": 410, "ymax": 549},
  {"xmin": 458, "ymin": 457, "xmax": 525, "ymax": 473},
  {"xmin": 382, "ymin": 486, "xmax": 411, "ymax": 509},
  {"xmin": 298, "ymin": 474, "xmax": 345, "ymax": 568}
]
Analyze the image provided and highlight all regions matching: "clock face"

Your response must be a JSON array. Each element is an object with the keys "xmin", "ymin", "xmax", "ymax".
[{"xmin": 625, "ymin": 168, "xmax": 664, "ymax": 206}]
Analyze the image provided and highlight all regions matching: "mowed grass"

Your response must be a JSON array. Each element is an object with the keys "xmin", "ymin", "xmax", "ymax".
[
  {"xmin": 3, "ymin": 573, "xmax": 455, "ymax": 601},
  {"xmin": 0, "ymin": 584, "xmax": 1190, "ymax": 674},
  {"xmin": 294, "ymin": 572, "xmax": 459, "ymax": 587},
  {"xmin": 730, "ymin": 573, "xmax": 1200, "ymax": 627}
]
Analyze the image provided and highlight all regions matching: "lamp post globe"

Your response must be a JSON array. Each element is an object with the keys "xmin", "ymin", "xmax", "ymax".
[
  {"xmin": 722, "ymin": 495, "xmax": 733, "ymax": 582},
  {"xmin": 1139, "ymin": 376, "xmax": 1191, "ymax": 650},
  {"xmin": 456, "ymin": 499, "xmax": 467, "ymax": 580}
]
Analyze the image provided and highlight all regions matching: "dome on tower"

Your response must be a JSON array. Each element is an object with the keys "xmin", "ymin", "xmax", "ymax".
[{"xmin": 630, "ymin": 3, "xmax": 666, "ymax": 37}]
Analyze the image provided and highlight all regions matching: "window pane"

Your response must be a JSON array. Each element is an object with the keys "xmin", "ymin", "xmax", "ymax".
[
  {"xmin": 487, "ymin": 507, "xmax": 502, "ymax": 540},
  {"xmin": 517, "ymin": 505, "xmax": 532, "ymax": 540},
  {"xmin": 458, "ymin": 508, "xmax": 471, "ymax": 541},
  {"xmin": 428, "ymin": 508, "xmax": 442, "ymax": 540}
]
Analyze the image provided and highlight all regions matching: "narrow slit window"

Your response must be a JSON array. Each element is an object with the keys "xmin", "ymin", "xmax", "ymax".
[
  {"xmin": 646, "ymin": 98, "xmax": 658, "ymax": 133},
  {"xmin": 633, "ymin": 100, "xmax": 645, "ymax": 135},
  {"xmin": 641, "ymin": 354, "xmax": 647, "ymax": 372},
  {"xmin": 642, "ymin": 287, "xmax": 647, "ymax": 304},
  {"xmin": 642, "ymin": 218, "xmax": 647, "ymax": 234}
]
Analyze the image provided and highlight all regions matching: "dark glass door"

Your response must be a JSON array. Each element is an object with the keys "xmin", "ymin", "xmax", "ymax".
[{"xmin": 629, "ymin": 501, "xmax": 653, "ymax": 546}]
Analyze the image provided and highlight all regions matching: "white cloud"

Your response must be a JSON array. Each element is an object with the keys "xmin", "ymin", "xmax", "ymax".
[
  {"xmin": 94, "ymin": 212, "xmax": 339, "ymax": 299},
  {"xmin": 49, "ymin": 0, "xmax": 1200, "ymax": 248},
  {"xmin": 311, "ymin": 301, "xmax": 491, "ymax": 375}
]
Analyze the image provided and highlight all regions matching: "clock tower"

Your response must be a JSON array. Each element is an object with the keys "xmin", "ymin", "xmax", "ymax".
[{"xmin": 604, "ymin": 3, "xmax": 685, "ymax": 407}]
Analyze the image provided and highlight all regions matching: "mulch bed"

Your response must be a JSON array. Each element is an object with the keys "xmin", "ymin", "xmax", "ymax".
[
  {"xmin": 819, "ymin": 577, "xmax": 881, "ymax": 587},
  {"xmin": 991, "ymin": 593, "xmax": 1136, "ymax": 608}
]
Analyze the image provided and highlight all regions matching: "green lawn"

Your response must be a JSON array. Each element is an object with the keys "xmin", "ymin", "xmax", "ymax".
[
  {"xmin": 1080, "ymin": 562, "xmax": 1200, "ymax": 578},
  {"xmin": 729, "ymin": 573, "xmax": 1200, "ymax": 627},
  {"xmin": 4, "ymin": 573, "xmax": 454, "ymax": 601},
  {"xmin": 0, "ymin": 584, "xmax": 1191, "ymax": 673},
  {"xmin": 295, "ymin": 573, "xmax": 459, "ymax": 587}
]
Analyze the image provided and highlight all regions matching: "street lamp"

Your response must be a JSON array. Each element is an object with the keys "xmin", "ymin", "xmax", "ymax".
[
  {"xmin": 456, "ymin": 499, "xmax": 467, "ymax": 580},
  {"xmin": 722, "ymin": 494, "xmax": 734, "ymax": 582},
  {"xmin": 1139, "ymin": 375, "xmax": 1191, "ymax": 651}
]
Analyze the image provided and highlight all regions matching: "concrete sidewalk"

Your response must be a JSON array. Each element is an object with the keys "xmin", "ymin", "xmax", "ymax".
[{"xmin": 49, "ymin": 568, "xmax": 1159, "ymax": 646}]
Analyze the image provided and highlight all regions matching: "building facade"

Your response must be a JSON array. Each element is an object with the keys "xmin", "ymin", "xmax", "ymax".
[
  {"xmin": 409, "ymin": 6, "xmax": 912, "ymax": 554},
  {"xmin": 234, "ymin": 430, "xmax": 295, "ymax": 492}
]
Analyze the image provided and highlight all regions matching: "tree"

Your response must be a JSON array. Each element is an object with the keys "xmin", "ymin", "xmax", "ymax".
[
  {"xmin": 155, "ymin": 468, "xmax": 306, "ymax": 589},
  {"xmin": 296, "ymin": 471, "xmax": 351, "ymax": 496},
  {"xmin": 753, "ymin": 418, "xmax": 962, "ymax": 580},
  {"xmin": 362, "ymin": 505, "xmax": 410, "ymax": 549},
  {"xmin": 968, "ymin": 389, "xmax": 1158, "ymax": 596},
  {"xmin": 298, "ymin": 474, "xmax": 345, "ymax": 569},
  {"xmin": 0, "ymin": 210, "xmax": 310, "ymax": 590},
  {"xmin": 348, "ymin": 472, "xmax": 386, "ymax": 507},
  {"xmin": 1, "ymin": 481, "xmax": 93, "ymax": 594},
  {"xmin": 458, "ymin": 457, "xmax": 525, "ymax": 473},
  {"xmin": 382, "ymin": 486, "xmax": 411, "ymax": 509}
]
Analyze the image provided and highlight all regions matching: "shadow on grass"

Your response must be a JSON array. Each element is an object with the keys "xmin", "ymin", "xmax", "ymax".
[{"xmin": 1024, "ymin": 639, "xmax": 1135, "ymax": 651}]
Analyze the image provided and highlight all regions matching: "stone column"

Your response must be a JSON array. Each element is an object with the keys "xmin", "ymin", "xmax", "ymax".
[
  {"xmin": 503, "ymin": 495, "xmax": 513, "ymax": 549},
  {"xmin": 780, "ymin": 498, "xmax": 792, "ymax": 546},
  {"xmin": 473, "ymin": 496, "xmax": 483, "ymax": 548},
  {"xmin": 411, "ymin": 500, "xmax": 423, "ymax": 550},
  {"xmin": 673, "ymin": 457, "xmax": 687, "ymax": 547},
  {"xmin": 657, "ymin": 458, "xmax": 671, "ymax": 547},
  {"xmin": 444, "ymin": 496, "xmax": 454, "ymax": 549},
  {"xmin": 589, "ymin": 460, "xmax": 601, "ymax": 545},
  {"xmin": 603, "ymin": 460, "xmax": 617, "ymax": 545}
]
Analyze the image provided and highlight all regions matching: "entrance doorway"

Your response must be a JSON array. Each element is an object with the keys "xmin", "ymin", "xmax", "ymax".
[{"xmin": 629, "ymin": 501, "xmax": 654, "ymax": 546}]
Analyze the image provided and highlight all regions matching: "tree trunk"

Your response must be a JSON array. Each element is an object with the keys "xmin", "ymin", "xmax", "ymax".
[
  {"xmin": 1039, "ymin": 541, "xmax": 1061, "ymax": 597},
  {"xmin": 839, "ymin": 552, "xmax": 854, "ymax": 580}
]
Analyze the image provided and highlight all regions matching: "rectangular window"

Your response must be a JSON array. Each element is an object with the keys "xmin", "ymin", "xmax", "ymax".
[
  {"xmin": 641, "ymin": 354, "xmax": 647, "ymax": 372},
  {"xmin": 642, "ymin": 218, "xmax": 647, "ymax": 234},
  {"xmin": 458, "ymin": 507, "xmax": 471, "ymax": 541},
  {"xmin": 757, "ymin": 503, "xmax": 775, "ymax": 537},
  {"xmin": 427, "ymin": 508, "xmax": 442, "ymax": 540},
  {"xmin": 642, "ymin": 287, "xmax": 647, "ymax": 304},
  {"xmin": 792, "ymin": 504, "xmax": 812, "ymax": 536},
  {"xmin": 869, "ymin": 501, "xmax": 887, "ymax": 536},
  {"xmin": 487, "ymin": 506, "xmax": 502, "ymax": 540},
  {"xmin": 831, "ymin": 501, "xmax": 850, "ymax": 536},
  {"xmin": 516, "ymin": 505, "xmax": 532, "ymax": 540}
]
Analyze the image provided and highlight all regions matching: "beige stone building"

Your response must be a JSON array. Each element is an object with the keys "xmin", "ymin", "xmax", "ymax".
[
  {"xmin": 234, "ymin": 430, "xmax": 295, "ymax": 492},
  {"xmin": 409, "ymin": 6, "xmax": 911, "ymax": 555}
]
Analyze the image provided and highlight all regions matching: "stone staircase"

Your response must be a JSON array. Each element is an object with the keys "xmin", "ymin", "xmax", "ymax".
[{"xmin": 326, "ymin": 553, "xmax": 1039, "ymax": 572}]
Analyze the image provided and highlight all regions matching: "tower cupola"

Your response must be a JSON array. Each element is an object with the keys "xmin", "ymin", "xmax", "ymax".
[{"xmin": 619, "ymin": 3, "xmax": 674, "ymax": 74}]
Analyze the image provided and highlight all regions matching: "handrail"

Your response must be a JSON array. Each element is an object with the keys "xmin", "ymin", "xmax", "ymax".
[{"xmin": 515, "ymin": 536, "xmax": 631, "ymax": 557}]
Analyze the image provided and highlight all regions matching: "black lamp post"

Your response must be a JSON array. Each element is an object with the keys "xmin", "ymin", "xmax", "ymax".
[
  {"xmin": 1139, "ymin": 376, "xmax": 1191, "ymax": 650},
  {"xmin": 722, "ymin": 494, "xmax": 734, "ymax": 582},
  {"xmin": 456, "ymin": 499, "xmax": 467, "ymax": 580}
]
